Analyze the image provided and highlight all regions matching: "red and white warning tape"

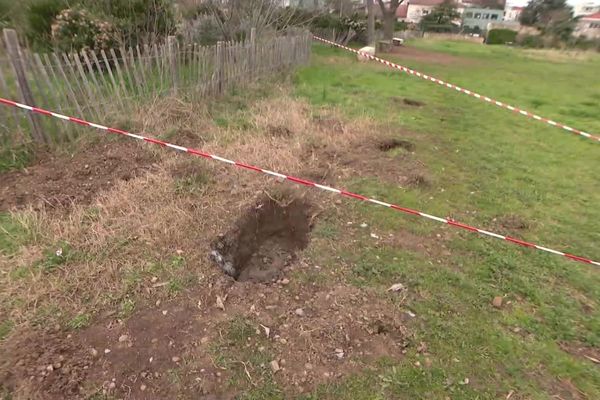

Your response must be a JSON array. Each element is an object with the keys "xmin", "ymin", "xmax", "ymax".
[
  {"xmin": 313, "ymin": 36, "xmax": 600, "ymax": 143},
  {"xmin": 1, "ymin": 97, "xmax": 598, "ymax": 267}
]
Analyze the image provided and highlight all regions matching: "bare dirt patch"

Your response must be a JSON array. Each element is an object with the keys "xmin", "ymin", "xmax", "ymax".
[
  {"xmin": 304, "ymin": 133, "xmax": 429, "ymax": 189},
  {"xmin": 559, "ymin": 342, "xmax": 600, "ymax": 366},
  {"xmin": 0, "ymin": 140, "xmax": 156, "ymax": 211},
  {"xmin": 378, "ymin": 138, "xmax": 416, "ymax": 152},
  {"xmin": 0, "ymin": 274, "xmax": 410, "ymax": 399},
  {"xmin": 391, "ymin": 97, "xmax": 426, "ymax": 108},
  {"xmin": 389, "ymin": 46, "xmax": 474, "ymax": 66},
  {"xmin": 497, "ymin": 214, "xmax": 530, "ymax": 231},
  {"xmin": 211, "ymin": 194, "xmax": 313, "ymax": 282}
]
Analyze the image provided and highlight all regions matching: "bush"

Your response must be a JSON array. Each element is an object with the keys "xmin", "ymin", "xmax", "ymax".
[
  {"xmin": 486, "ymin": 29, "xmax": 517, "ymax": 45},
  {"xmin": 517, "ymin": 34, "xmax": 544, "ymax": 48},
  {"xmin": 0, "ymin": 0, "xmax": 12, "ymax": 28},
  {"xmin": 83, "ymin": 0, "xmax": 176, "ymax": 46},
  {"xmin": 25, "ymin": 0, "xmax": 68, "ymax": 50},
  {"xmin": 51, "ymin": 7, "xmax": 118, "ymax": 52}
]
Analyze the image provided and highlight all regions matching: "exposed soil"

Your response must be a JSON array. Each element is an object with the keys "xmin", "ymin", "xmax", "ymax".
[
  {"xmin": 378, "ymin": 138, "xmax": 416, "ymax": 152},
  {"xmin": 304, "ymin": 134, "xmax": 429, "ymax": 189},
  {"xmin": 389, "ymin": 46, "xmax": 474, "ymax": 66},
  {"xmin": 267, "ymin": 125, "xmax": 293, "ymax": 138},
  {"xmin": 0, "ymin": 272, "xmax": 410, "ymax": 399},
  {"xmin": 497, "ymin": 214, "xmax": 531, "ymax": 231},
  {"xmin": 0, "ymin": 141, "xmax": 156, "ymax": 211},
  {"xmin": 559, "ymin": 342, "xmax": 600, "ymax": 366},
  {"xmin": 211, "ymin": 195, "xmax": 313, "ymax": 282}
]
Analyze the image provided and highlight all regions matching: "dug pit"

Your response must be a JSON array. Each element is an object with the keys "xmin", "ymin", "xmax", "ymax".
[
  {"xmin": 378, "ymin": 138, "xmax": 416, "ymax": 152},
  {"xmin": 210, "ymin": 195, "xmax": 312, "ymax": 283}
]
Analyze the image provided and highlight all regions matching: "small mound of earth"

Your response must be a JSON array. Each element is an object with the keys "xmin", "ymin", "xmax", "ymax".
[
  {"xmin": 211, "ymin": 195, "xmax": 312, "ymax": 282},
  {"xmin": 0, "ymin": 141, "xmax": 156, "ymax": 211},
  {"xmin": 378, "ymin": 138, "xmax": 416, "ymax": 152}
]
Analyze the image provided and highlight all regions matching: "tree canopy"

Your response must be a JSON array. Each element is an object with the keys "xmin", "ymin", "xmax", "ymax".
[{"xmin": 420, "ymin": 0, "xmax": 460, "ymax": 32}]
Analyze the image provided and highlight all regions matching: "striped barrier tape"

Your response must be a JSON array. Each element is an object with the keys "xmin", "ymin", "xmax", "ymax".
[
  {"xmin": 313, "ymin": 36, "xmax": 600, "ymax": 143},
  {"xmin": 0, "ymin": 97, "xmax": 598, "ymax": 268}
]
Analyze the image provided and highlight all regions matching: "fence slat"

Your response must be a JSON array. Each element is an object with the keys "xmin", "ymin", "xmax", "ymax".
[
  {"xmin": 71, "ymin": 52, "xmax": 102, "ymax": 120},
  {"xmin": 135, "ymin": 45, "xmax": 149, "ymax": 96},
  {"xmin": 22, "ymin": 50, "xmax": 57, "ymax": 144},
  {"xmin": 0, "ymin": 61, "xmax": 22, "ymax": 144},
  {"xmin": 33, "ymin": 53, "xmax": 73, "ymax": 142},
  {"xmin": 51, "ymin": 53, "xmax": 84, "ymax": 119},
  {"xmin": 41, "ymin": 53, "xmax": 78, "ymax": 141},
  {"xmin": 1, "ymin": 30, "xmax": 312, "ymax": 152},
  {"xmin": 127, "ymin": 47, "xmax": 143, "ymax": 95},
  {"xmin": 108, "ymin": 48, "xmax": 128, "ymax": 99},
  {"xmin": 3, "ymin": 29, "xmax": 46, "ymax": 143}
]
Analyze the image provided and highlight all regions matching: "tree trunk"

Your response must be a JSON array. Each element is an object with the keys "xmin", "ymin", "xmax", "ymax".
[
  {"xmin": 383, "ymin": 11, "xmax": 395, "ymax": 41},
  {"xmin": 367, "ymin": 0, "xmax": 375, "ymax": 45}
]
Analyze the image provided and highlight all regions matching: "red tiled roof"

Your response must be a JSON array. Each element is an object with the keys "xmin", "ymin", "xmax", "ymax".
[
  {"xmin": 396, "ymin": 3, "xmax": 409, "ymax": 18},
  {"xmin": 582, "ymin": 11, "xmax": 600, "ymax": 20}
]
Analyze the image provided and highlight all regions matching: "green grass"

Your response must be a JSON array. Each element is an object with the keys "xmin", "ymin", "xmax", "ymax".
[{"xmin": 288, "ymin": 42, "xmax": 600, "ymax": 398}]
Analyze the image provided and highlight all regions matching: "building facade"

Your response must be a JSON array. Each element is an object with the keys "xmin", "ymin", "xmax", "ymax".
[
  {"xmin": 462, "ymin": 7, "xmax": 504, "ymax": 31},
  {"xmin": 574, "ymin": 11, "xmax": 600, "ymax": 38},
  {"xmin": 573, "ymin": 2, "xmax": 600, "ymax": 17},
  {"xmin": 503, "ymin": 5, "xmax": 523, "ymax": 22}
]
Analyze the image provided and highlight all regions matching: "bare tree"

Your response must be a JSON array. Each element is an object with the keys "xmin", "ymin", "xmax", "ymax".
[
  {"xmin": 200, "ymin": 0, "xmax": 317, "ymax": 40},
  {"xmin": 367, "ymin": 0, "xmax": 375, "ymax": 45},
  {"xmin": 376, "ymin": 0, "xmax": 404, "ymax": 40}
]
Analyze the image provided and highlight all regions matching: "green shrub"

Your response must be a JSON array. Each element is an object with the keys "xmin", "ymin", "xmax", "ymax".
[
  {"xmin": 486, "ymin": 28, "xmax": 518, "ymax": 45},
  {"xmin": 25, "ymin": 0, "xmax": 68, "ymax": 50},
  {"xmin": 51, "ymin": 7, "xmax": 118, "ymax": 52},
  {"xmin": 83, "ymin": 0, "xmax": 176, "ymax": 47},
  {"xmin": 0, "ymin": 0, "xmax": 12, "ymax": 28}
]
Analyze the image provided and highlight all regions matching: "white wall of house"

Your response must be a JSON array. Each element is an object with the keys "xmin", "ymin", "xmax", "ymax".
[
  {"xmin": 504, "ymin": 6, "xmax": 522, "ymax": 22},
  {"xmin": 574, "ymin": 2, "xmax": 600, "ymax": 17},
  {"xmin": 574, "ymin": 17, "xmax": 600, "ymax": 38},
  {"xmin": 406, "ymin": 5, "xmax": 438, "ymax": 23}
]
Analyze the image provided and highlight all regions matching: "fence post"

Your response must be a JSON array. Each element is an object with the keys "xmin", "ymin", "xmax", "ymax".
[
  {"xmin": 249, "ymin": 28, "xmax": 256, "ymax": 79},
  {"xmin": 2, "ymin": 28, "xmax": 46, "ymax": 144},
  {"xmin": 167, "ymin": 35, "xmax": 178, "ymax": 94},
  {"xmin": 216, "ymin": 41, "xmax": 224, "ymax": 95}
]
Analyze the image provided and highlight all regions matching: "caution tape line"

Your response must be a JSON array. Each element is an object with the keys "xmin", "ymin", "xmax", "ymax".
[
  {"xmin": 0, "ymin": 97, "xmax": 597, "ymax": 267},
  {"xmin": 312, "ymin": 36, "xmax": 600, "ymax": 143}
]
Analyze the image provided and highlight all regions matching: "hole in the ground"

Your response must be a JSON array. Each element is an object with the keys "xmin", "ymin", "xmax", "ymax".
[
  {"xmin": 378, "ymin": 139, "xmax": 416, "ymax": 152},
  {"xmin": 210, "ymin": 195, "xmax": 312, "ymax": 283},
  {"xmin": 403, "ymin": 98, "xmax": 425, "ymax": 107}
]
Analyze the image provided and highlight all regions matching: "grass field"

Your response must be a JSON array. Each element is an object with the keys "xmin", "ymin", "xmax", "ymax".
[
  {"xmin": 291, "ymin": 41, "xmax": 600, "ymax": 398},
  {"xmin": 0, "ymin": 39, "xmax": 599, "ymax": 399}
]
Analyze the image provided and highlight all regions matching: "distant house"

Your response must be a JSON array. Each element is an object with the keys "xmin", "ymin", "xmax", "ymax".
[
  {"xmin": 573, "ymin": 2, "xmax": 600, "ymax": 17},
  {"xmin": 504, "ymin": 5, "xmax": 523, "ymax": 22},
  {"xmin": 462, "ymin": 7, "xmax": 504, "ymax": 31},
  {"xmin": 574, "ymin": 11, "xmax": 600, "ymax": 38},
  {"xmin": 403, "ymin": 0, "xmax": 446, "ymax": 23}
]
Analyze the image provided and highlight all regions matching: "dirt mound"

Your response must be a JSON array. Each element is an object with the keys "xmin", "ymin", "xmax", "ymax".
[
  {"xmin": 0, "ymin": 141, "xmax": 156, "ymax": 211},
  {"xmin": 211, "ymin": 195, "xmax": 313, "ymax": 282},
  {"xmin": 0, "ymin": 327, "xmax": 93, "ymax": 399}
]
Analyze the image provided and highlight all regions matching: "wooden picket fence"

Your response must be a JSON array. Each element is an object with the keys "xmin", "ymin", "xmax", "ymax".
[{"xmin": 0, "ymin": 29, "xmax": 312, "ymax": 149}]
